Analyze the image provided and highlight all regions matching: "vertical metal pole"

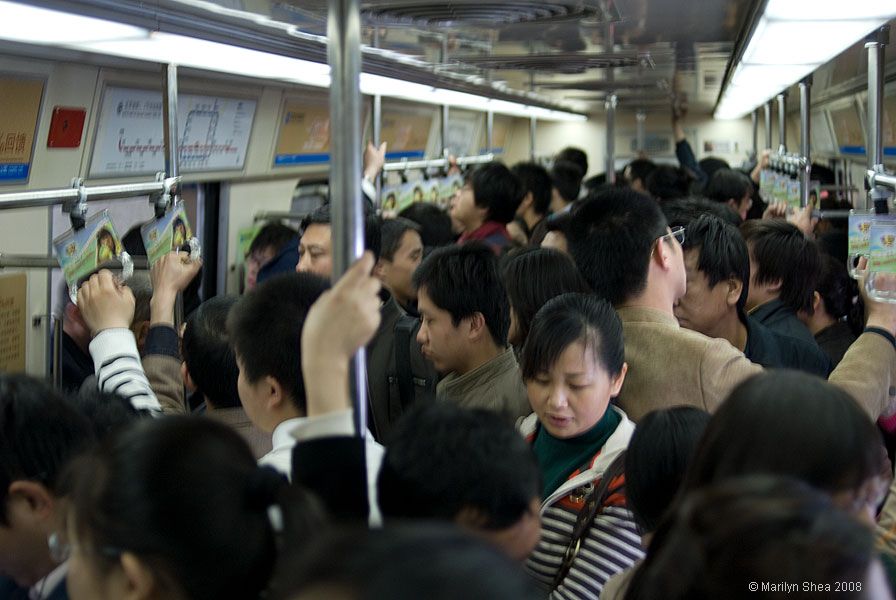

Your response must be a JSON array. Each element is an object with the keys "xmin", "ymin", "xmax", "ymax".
[
  {"xmin": 605, "ymin": 94, "xmax": 617, "ymax": 184},
  {"xmin": 486, "ymin": 110, "xmax": 494, "ymax": 153},
  {"xmin": 636, "ymin": 110, "xmax": 646, "ymax": 154},
  {"xmin": 372, "ymin": 94, "xmax": 382, "ymax": 205},
  {"xmin": 162, "ymin": 64, "xmax": 179, "ymax": 185},
  {"xmin": 441, "ymin": 104, "xmax": 450, "ymax": 156},
  {"xmin": 162, "ymin": 63, "xmax": 184, "ymax": 326},
  {"xmin": 777, "ymin": 92, "xmax": 787, "ymax": 154},
  {"xmin": 328, "ymin": 0, "xmax": 367, "ymax": 439},
  {"xmin": 751, "ymin": 109, "xmax": 759, "ymax": 161},
  {"xmin": 529, "ymin": 116, "xmax": 537, "ymax": 162},
  {"xmin": 764, "ymin": 101, "xmax": 773, "ymax": 150},
  {"xmin": 799, "ymin": 77, "xmax": 812, "ymax": 208},
  {"xmin": 867, "ymin": 26, "xmax": 890, "ymax": 214}
]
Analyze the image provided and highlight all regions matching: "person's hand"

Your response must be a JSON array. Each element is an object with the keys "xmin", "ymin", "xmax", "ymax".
[
  {"xmin": 301, "ymin": 252, "xmax": 382, "ymax": 416},
  {"xmin": 762, "ymin": 202, "xmax": 787, "ymax": 220},
  {"xmin": 150, "ymin": 251, "xmax": 202, "ymax": 326},
  {"xmin": 859, "ymin": 257, "xmax": 896, "ymax": 336},
  {"xmin": 363, "ymin": 141, "xmax": 387, "ymax": 180},
  {"xmin": 77, "ymin": 270, "xmax": 135, "ymax": 336},
  {"xmin": 751, "ymin": 149, "xmax": 771, "ymax": 184},
  {"xmin": 446, "ymin": 154, "xmax": 460, "ymax": 175},
  {"xmin": 786, "ymin": 203, "xmax": 818, "ymax": 237}
]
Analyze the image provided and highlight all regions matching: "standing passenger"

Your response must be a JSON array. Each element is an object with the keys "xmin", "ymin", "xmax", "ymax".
[
  {"xmin": 519, "ymin": 293, "xmax": 643, "ymax": 598},
  {"xmin": 449, "ymin": 162, "xmax": 523, "ymax": 255},
  {"xmin": 414, "ymin": 243, "xmax": 530, "ymax": 421},
  {"xmin": 508, "ymin": 162, "xmax": 552, "ymax": 246}
]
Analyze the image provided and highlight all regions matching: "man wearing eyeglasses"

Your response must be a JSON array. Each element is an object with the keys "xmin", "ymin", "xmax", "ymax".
[{"xmin": 568, "ymin": 188, "xmax": 896, "ymax": 422}]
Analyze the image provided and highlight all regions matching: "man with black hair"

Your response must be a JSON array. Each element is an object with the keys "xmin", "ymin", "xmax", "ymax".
[
  {"xmin": 704, "ymin": 169, "xmax": 753, "ymax": 221},
  {"xmin": 662, "ymin": 197, "xmax": 741, "ymax": 229},
  {"xmin": 227, "ymin": 272, "xmax": 331, "ymax": 475},
  {"xmin": 548, "ymin": 160, "xmax": 583, "ymax": 214},
  {"xmin": 741, "ymin": 220, "xmax": 822, "ymax": 345},
  {"xmin": 568, "ymin": 188, "xmax": 896, "ymax": 421},
  {"xmin": 646, "ymin": 165, "xmax": 692, "ymax": 202},
  {"xmin": 449, "ymin": 162, "xmax": 524, "ymax": 254},
  {"xmin": 508, "ymin": 162, "xmax": 552, "ymax": 246},
  {"xmin": 246, "ymin": 222, "xmax": 299, "ymax": 290},
  {"xmin": 182, "ymin": 295, "xmax": 272, "ymax": 459},
  {"xmin": 413, "ymin": 242, "xmax": 529, "ymax": 421},
  {"xmin": 398, "ymin": 203, "xmax": 455, "ymax": 250},
  {"xmin": 297, "ymin": 203, "xmax": 381, "ymax": 279},
  {"xmin": 623, "ymin": 158, "xmax": 656, "ymax": 195},
  {"xmin": 673, "ymin": 214, "xmax": 831, "ymax": 375},
  {"xmin": 0, "ymin": 374, "xmax": 95, "ymax": 599},
  {"xmin": 554, "ymin": 147, "xmax": 588, "ymax": 183},
  {"xmin": 374, "ymin": 218, "xmax": 423, "ymax": 313}
]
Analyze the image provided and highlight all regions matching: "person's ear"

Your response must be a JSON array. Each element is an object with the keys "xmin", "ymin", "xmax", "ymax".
[
  {"xmin": 812, "ymin": 290, "xmax": 822, "ymax": 314},
  {"xmin": 181, "ymin": 362, "xmax": 196, "ymax": 392},
  {"xmin": 7, "ymin": 481, "xmax": 55, "ymax": 521},
  {"xmin": 726, "ymin": 277, "xmax": 744, "ymax": 308},
  {"xmin": 120, "ymin": 552, "xmax": 157, "ymax": 600},
  {"xmin": 519, "ymin": 192, "xmax": 534, "ymax": 212},
  {"xmin": 767, "ymin": 278, "xmax": 783, "ymax": 295},
  {"xmin": 373, "ymin": 259, "xmax": 387, "ymax": 280},
  {"xmin": 609, "ymin": 363, "xmax": 628, "ymax": 397},
  {"xmin": 264, "ymin": 376, "xmax": 286, "ymax": 412},
  {"xmin": 466, "ymin": 312, "xmax": 487, "ymax": 342}
]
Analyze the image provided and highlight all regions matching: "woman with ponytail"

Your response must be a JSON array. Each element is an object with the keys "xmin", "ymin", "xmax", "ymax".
[{"xmin": 61, "ymin": 417, "xmax": 325, "ymax": 600}]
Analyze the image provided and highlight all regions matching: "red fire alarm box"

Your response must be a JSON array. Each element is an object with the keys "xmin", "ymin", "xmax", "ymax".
[{"xmin": 47, "ymin": 107, "xmax": 87, "ymax": 148}]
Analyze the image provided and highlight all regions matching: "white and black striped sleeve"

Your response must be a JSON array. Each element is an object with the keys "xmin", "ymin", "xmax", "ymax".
[{"xmin": 89, "ymin": 328, "xmax": 163, "ymax": 416}]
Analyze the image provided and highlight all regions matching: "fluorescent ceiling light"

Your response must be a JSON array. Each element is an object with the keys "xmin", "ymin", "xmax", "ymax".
[
  {"xmin": 0, "ymin": 1, "xmax": 145, "ymax": 44},
  {"xmin": 0, "ymin": 0, "xmax": 583, "ymax": 122},
  {"xmin": 715, "ymin": 0, "xmax": 896, "ymax": 120}
]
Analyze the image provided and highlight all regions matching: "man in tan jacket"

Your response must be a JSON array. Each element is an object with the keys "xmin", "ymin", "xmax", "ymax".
[
  {"xmin": 568, "ymin": 189, "xmax": 896, "ymax": 421},
  {"xmin": 414, "ymin": 242, "xmax": 531, "ymax": 423}
]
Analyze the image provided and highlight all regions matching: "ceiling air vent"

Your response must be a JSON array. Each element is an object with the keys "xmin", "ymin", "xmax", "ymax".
[
  {"xmin": 449, "ymin": 51, "xmax": 647, "ymax": 73},
  {"xmin": 359, "ymin": 1, "xmax": 602, "ymax": 27},
  {"xmin": 535, "ymin": 79, "xmax": 667, "ymax": 92}
]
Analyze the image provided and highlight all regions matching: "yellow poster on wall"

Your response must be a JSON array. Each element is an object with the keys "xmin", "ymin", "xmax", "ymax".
[
  {"xmin": 274, "ymin": 101, "xmax": 332, "ymax": 166},
  {"xmin": 0, "ymin": 78, "xmax": 43, "ymax": 183},
  {"xmin": 0, "ymin": 273, "xmax": 27, "ymax": 373},
  {"xmin": 381, "ymin": 108, "xmax": 433, "ymax": 160}
]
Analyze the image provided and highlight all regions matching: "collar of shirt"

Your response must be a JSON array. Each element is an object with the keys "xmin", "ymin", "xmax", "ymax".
[{"xmin": 29, "ymin": 561, "xmax": 67, "ymax": 600}]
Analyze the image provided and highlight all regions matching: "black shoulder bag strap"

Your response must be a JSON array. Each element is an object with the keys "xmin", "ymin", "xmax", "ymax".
[
  {"xmin": 551, "ymin": 454, "xmax": 627, "ymax": 591},
  {"xmin": 393, "ymin": 314, "xmax": 417, "ymax": 415}
]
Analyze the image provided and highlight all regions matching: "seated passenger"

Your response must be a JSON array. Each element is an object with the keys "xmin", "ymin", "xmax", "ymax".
[
  {"xmin": 704, "ymin": 168, "xmax": 753, "ymax": 222},
  {"xmin": 374, "ymin": 218, "xmax": 423, "ymax": 314},
  {"xmin": 182, "ymin": 295, "xmax": 272, "ymax": 459},
  {"xmin": 413, "ymin": 242, "xmax": 530, "ymax": 421},
  {"xmin": 601, "ymin": 406, "xmax": 710, "ymax": 600},
  {"xmin": 568, "ymin": 188, "xmax": 896, "ymax": 420},
  {"xmin": 449, "ymin": 162, "xmax": 524, "ymax": 255},
  {"xmin": 246, "ymin": 222, "xmax": 299, "ymax": 291},
  {"xmin": 508, "ymin": 162, "xmax": 552, "ymax": 246},
  {"xmin": 625, "ymin": 476, "xmax": 887, "ymax": 599},
  {"xmin": 501, "ymin": 247, "xmax": 590, "ymax": 351},
  {"xmin": 741, "ymin": 219, "xmax": 822, "ymax": 345},
  {"xmin": 798, "ymin": 253, "xmax": 861, "ymax": 367},
  {"xmin": 674, "ymin": 214, "xmax": 831, "ymax": 375},
  {"xmin": 519, "ymin": 293, "xmax": 643, "ymax": 598},
  {"xmin": 274, "ymin": 525, "xmax": 541, "ymax": 600},
  {"xmin": 0, "ymin": 374, "xmax": 95, "ymax": 599},
  {"xmin": 62, "ymin": 417, "xmax": 324, "ymax": 600}
]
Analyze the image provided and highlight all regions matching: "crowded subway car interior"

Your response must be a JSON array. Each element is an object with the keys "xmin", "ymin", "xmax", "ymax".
[{"xmin": 3, "ymin": 0, "xmax": 896, "ymax": 598}]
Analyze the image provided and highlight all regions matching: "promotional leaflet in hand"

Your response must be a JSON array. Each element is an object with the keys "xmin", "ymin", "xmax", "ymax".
[
  {"xmin": 53, "ymin": 210, "xmax": 127, "ymax": 299},
  {"xmin": 140, "ymin": 206, "xmax": 193, "ymax": 266}
]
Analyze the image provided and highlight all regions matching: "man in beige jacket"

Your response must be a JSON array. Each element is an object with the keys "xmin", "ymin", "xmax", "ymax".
[{"xmin": 568, "ymin": 189, "xmax": 896, "ymax": 421}]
